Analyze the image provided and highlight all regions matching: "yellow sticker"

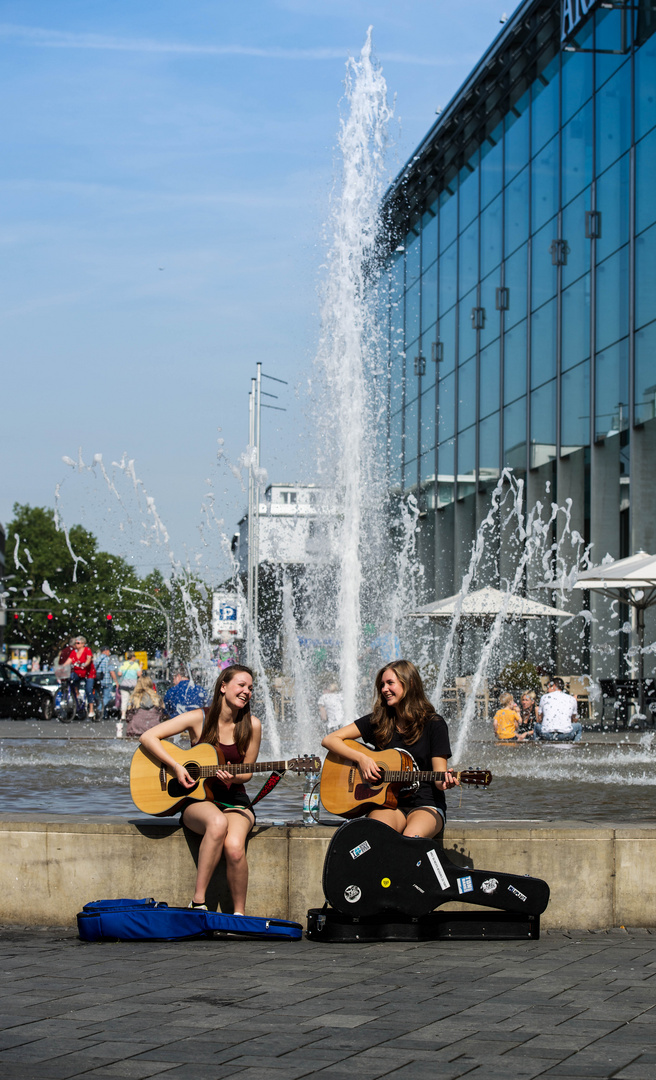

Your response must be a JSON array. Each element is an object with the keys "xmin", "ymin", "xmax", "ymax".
[{"xmin": 381, "ymin": 877, "xmax": 391, "ymax": 888}]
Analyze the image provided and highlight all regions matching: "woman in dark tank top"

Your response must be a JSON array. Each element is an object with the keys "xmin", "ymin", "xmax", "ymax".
[{"xmin": 140, "ymin": 665, "xmax": 261, "ymax": 914}]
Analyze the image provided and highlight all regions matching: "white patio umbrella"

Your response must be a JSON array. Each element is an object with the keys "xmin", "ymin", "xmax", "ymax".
[
  {"xmin": 405, "ymin": 585, "xmax": 571, "ymax": 621},
  {"xmin": 574, "ymin": 551, "xmax": 656, "ymax": 717}
]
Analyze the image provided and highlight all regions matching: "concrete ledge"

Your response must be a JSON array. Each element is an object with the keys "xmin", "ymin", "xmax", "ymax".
[{"xmin": 1, "ymin": 813, "xmax": 654, "ymax": 929}]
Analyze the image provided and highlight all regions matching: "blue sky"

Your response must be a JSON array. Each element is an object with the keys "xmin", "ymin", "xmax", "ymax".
[{"xmin": 0, "ymin": 0, "xmax": 522, "ymax": 577}]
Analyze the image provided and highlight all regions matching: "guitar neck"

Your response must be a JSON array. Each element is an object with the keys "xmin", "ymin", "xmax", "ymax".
[
  {"xmin": 197, "ymin": 760, "xmax": 288, "ymax": 778},
  {"xmin": 383, "ymin": 769, "xmax": 453, "ymax": 783}
]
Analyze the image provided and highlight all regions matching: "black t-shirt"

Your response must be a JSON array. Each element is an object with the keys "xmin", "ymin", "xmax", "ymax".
[{"xmin": 354, "ymin": 712, "xmax": 452, "ymax": 813}]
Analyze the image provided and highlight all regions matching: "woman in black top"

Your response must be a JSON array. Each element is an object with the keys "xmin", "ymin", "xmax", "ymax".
[{"xmin": 321, "ymin": 659, "xmax": 458, "ymax": 838}]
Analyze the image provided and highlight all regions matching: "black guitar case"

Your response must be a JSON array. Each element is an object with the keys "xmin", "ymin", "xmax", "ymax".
[{"xmin": 322, "ymin": 819, "xmax": 549, "ymax": 920}]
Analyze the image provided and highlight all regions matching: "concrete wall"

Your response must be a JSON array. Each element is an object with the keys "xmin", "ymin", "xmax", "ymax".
[{"xmin": 2, "ymin": 813, "xmax": 655, "ymax": 930}]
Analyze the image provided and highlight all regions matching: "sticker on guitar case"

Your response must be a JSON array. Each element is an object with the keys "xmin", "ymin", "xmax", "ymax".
[
  {"xmin": 427, "ymin": 849, "xmax": 450, "ymax": 890},
  {"xmin": 381, "ymin": 877, "xmax": 391, "ymax": 888},
  {"xmin": 508, "ymin": 885, "xmax": 527, "ymax": 902},
  {"xmin": 349, "ymin": 841, "xmax": 371, "ymax": 860},
  {"xmin": 457, "ymin": 876, "xmax": 474, "ymax": 895},
  {"xmin": 344, "ymin": 885, "xmax": 362, "ymax": 903},
  {"xmin": 481, "ymin": 877, "xmax": 498, "ymax": 894}
]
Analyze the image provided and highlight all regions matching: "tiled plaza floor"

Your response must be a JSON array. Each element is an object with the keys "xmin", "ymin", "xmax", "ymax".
[{"xmin": 0, "ymin": 926, "xmax": 654, "ymax": 1079}]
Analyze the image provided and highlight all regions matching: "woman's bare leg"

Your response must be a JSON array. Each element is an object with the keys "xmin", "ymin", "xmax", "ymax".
[
  {"xmin": 222, "ymin": 809, "xmax": 255, "ymax": 914},
  {"xmin": 368, "ymin": 808, "xmax": 407, "ymax": 832},
  {"xmin": 181, "ymin": 802, "xmax": 229, "ymax": 904},
  {"xmin": 403, "ymin": 807, "xmax": 444, "ymax": 838}
]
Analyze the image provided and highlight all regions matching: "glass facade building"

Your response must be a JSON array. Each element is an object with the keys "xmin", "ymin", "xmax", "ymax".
[{"xmin": 380, "ymin": 0, "xmax": 656, "ymax": 674}]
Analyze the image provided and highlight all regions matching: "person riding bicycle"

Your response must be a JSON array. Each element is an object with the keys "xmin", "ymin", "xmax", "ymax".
[{"xmin": 70, "ymin": 635, "xmax": 96, "ymax": 719}]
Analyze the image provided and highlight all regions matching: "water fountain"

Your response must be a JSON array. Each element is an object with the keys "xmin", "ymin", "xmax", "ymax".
[{"xmin": 1, "ymin": 32, "xmax": 654, "ymax": 825}]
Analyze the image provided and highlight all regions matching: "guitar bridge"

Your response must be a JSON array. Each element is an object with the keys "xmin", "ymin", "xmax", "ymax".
[
  {"xmin": 348, "ymin": 767, "xmax": 355, "ymax": 793},
  {"xmin": 159, "ymin": 765, "xmax": 167, "ymax": 792}
]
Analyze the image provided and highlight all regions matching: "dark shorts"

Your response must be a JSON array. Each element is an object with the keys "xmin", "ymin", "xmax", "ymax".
[{"xmin": 179, "ymin": 795, "xmax": 255, "ymax": 825}]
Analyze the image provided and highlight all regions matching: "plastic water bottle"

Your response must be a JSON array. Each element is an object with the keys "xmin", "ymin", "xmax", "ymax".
[{"xmin": 303, "ymin": 772, "xmax": 320, "ymax": 825}]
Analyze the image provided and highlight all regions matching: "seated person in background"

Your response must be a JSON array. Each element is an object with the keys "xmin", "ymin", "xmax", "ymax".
[
  {"xmin": 493, "ymin": 692, "xmax": 530, "ymax": 742},
  {"xmin": 125, "ymin": 674, "xmax": 166, "ymax": 737},
  {"xmin": 518, "ymin": 689, "xmax": 538, "ymax": 734},
  {"xmin": 164, "ymin": 668, "xmax": 208, "ymax": 717},
  {"xmin": 534, "ymin": 677, "xmax": 582, "ymax": 743}
]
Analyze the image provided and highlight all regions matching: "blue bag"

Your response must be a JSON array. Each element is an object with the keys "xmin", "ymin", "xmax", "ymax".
[{"xmin": 77, "ymin": 898, "xmax": 302, "ymax": 942}]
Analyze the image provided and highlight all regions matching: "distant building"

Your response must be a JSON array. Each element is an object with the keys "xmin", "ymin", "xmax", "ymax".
[{"xmin": 232, "ymin": 483, "xmax": 336, "ymax": 573}]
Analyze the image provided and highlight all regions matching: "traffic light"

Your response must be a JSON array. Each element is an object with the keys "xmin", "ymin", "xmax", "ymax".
[
  {"xmin": 13, "ymin": 613, "xmax": 19, "ymax": 622},
  {"xmin": 106, "ymin": 613, "xmax": 113, "ymax": 622},
  {"xmin": 47, "ymin": 613, "xmax": 53, "ymax": 621}
]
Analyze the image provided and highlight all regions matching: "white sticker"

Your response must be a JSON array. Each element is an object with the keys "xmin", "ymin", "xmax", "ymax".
[
  {"xmin": 481, "ymin": 877, "xmax": 499, "ymax": 895},
  {"xmin": 344, "ymin": 885, "xmax": 362, "ymax": 904},
  {"xmin": 508, "ymin": 885, "xmax": 527, "ymax": 902},
  {"xmin": 426, "ymin": 849, "xmax": 450, "ymax": 890},
  {"xmin": 412, "ymin": 884, "xmax": 425, "ymax": 893},
  {"xmin": 349, "ymin": 841, "xmax": 371, "ymax": 860},
  {"xmin": 457, "ymin": 875, "xmax": 474, "ymax": 895}
]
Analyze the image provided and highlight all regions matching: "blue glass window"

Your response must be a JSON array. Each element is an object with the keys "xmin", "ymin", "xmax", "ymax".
[
  {"xmin": 406, "ymin": 228, "xmax": 421, "ymax": 287},
  {"xmin": 562, "ymin": 189, "xmax": 591, "ymax": 288},
  {"xmin": 479, "ymin": 412, "xmax": 500, "ymax": 478},
  {"xmin": 597, "ymin": 153, "xmax": 630, "ymax": 263},
  {"xmin": 636, "ymin": 129, "xmax": 656, "ymax": 236},
  {"xmin": 420, "ymin": 450, "xmax": 435, "ymax": 488},
  {"xmin": 636, "ymin": 223, "xmax": 656, "ymax": 330},
  {"xmin": 597, "ymin": 244, "xmax": 629, "ymax": 349},
  {"xmin": 531, "ymin": 57, "xmax": 560, "ymax": 157},
  {"xmin": 562, "ymin": 274, "xmax": 590, "ymax": 372},
  {"xmin": 596, "ymin": 62, "xmax": 631, "ymax": 177},
  {"xmin": 420, "ymin": 384, "xmax": 436, "ymax": 456},
  {"xmin": 635, "ymin": 27, "xmax": 656, "ymax": 142},
  {"xmin": 437, "ymin": 439, "xmax": 455, "ymax": 507},
  {"xmin": 458, "ymin": 357, "xmax": 476, "ymax": 431},
  {"xmin": 405, "ymin": 277, "xmax": 420, "ymax": 347},
  {"xmin": 390, "ymin": 343, "xmax": 404, "ymax": 415},
  {"xmin": 459, "ymin": 153, "xmax": 479, "ymax": 230},
  {"xmin": 458, "ymin": 426, "xmax": 476, "ymax": 489},
  {"xmin": 390, "ymin": 407, "xmax": 403, "ymax": 486},
  {"xmin": 530, "ymin": 380, "xmax": 556, "ymax": 467},
  {"xmin": 595, "ymin": 338, "xmax": 629, "ymax": 440},
  {"xmin": 561, "ymin": 26, "xmax": 593, "ymax": 124},
  {"xmin": 531, "ymin": 220, "xmax": 558, "ymax": 311},
  {"xmin": 390, "ymin": 252, "xmax": 404, "ymax": 302},
  {"xmin": 561, "ymin": 360, "xmax": 590, "ymax": 452},
  {"xmin": 459, "ymin": 219, "xmax": 479, "ymax": 297},
  {"xmin": 504, "ymin": 320, "xmax": 527, "ymax": 405},
  {"xmin": 405, "ymin": 392, "xmax": 419, "ymax": 473},
  {"xmin": 480, "ymin": 271, "xmax": 502, "ymax": 350},
  {"xmin": 595, "ymin": 10, "xmax": 627, "ymax": 89},
  {"xmin": 532, "ymin": 136, "xmax": 559, "ymax": 234},
  {"xmin": 531, "ymin": 299, "xmax": 557, "ymax": 389},
  {"xmin": 562, "ymin": 101, "xmax": 593, "ymax": 207},
  {"xmin": 438, "ymin": 306, "xmax": 456, "ymax": 376},
  {"xmin": 420, "ymin": 331, "xmax": 437, "ymax": 393},
  {"xmin": 421, "ymin": 205, "xmax": 438, "ymax": 272},
  {"xmin": 635, "ymin": 321, "xmax": 656, "ymax": 425},
  {"xmin": 479, "ymin": 340, "xmax": 500, "ymax": 420},
  {"xmin": 459, "ymin": 288, "xmax": 477, "ymax": 364},
  {"xmin": 421, "ymin": 262, "xmax": 438, "ymax": 336},
  {"xmin": 439, "ymin": 241, "xmax": 457, "ymax": 315},
  {"xmin": 480, "ymin": 193, "xmax": 502, "ymax": 279},
  {"xmin": 504, "ymin": 396, "xmax": 526, "ymax": 472},
  {"xmin": 504, "ymin": 244, "xmax": 528, "ymax": 330},
  {"xmin": 505, "ymin": 167, "xmax": 529, "ymax": 256},
  {"xmin": 439, "ymin": 185, "xmax": 458, "ymax": 254},
  {"xmin": 505, "ymin": 91, "xmax": 530, "ymax": 184},
  {"xmin": 438, "ymin": 372, "xmax": 455, "ymax": 442},
  {"xmin": 481, "ymin": 127, "xmax": 503, "ymax": 209}
]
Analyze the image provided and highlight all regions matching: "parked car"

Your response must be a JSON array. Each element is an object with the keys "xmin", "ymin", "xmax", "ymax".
[
  {"xmin": 24, "ymin": 671, "xmax": 59, "ymax": 697},
  {"xmin": 0, "ymin": 663, "xmax": 55, "ymax": 720}
]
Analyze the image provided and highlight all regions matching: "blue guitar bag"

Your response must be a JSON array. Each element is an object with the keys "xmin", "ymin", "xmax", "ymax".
[{"xmin": 77, "ymin": 898, "xmax": 302, "ymax": 942}]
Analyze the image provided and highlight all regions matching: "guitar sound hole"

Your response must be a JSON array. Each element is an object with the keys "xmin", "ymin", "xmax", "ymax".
[{"xmin": 168, "ymin": 761, "xmax": 201, "ymax": 799}]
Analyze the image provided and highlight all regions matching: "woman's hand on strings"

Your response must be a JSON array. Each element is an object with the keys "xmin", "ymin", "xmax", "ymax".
[
  {"xmin": 436, "ymin": 769, "xmax": 459, "ymax": 791},
  {"xmin": 174, "ymin": 764, "xmax": 197, "ymax": 789},
  {"xmin": 215, "ymin": 768, "xmax": 234, "ymax": 787},
  {"xmin": 357, "ymin": 754, "xmax": 382, "ymax": 784}
]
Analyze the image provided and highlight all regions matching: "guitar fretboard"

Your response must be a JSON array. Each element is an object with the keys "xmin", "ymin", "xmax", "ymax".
[
  {"xmin": 382, "ymin": 770, "xmax": 454, "ymax": 783},
  {"xmin": 190, "ymin": 760, "xmax": 289, "ymax": 778}
]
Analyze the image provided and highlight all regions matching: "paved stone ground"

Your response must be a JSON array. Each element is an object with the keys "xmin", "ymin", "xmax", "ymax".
[{"xmin": 0, "ymin": 927, "xmax": 654, "ymax": 1080}]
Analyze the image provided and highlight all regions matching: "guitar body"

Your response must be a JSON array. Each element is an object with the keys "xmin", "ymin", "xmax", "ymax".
[
  {"xmin": 320, "ymin": 741, "xmax": 415, "ymax": 818},
  {"xmin": 323, "ymin": 818, "xmax": 550, "ymax": 918},
  {"xmin": 130, "ymin": 741, "xmax": 223, "ymax": 815}
]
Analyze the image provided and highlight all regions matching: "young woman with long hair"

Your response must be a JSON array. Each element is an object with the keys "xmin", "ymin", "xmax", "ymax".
[
  {"xmin": 140, "ymin": 664, "xmax": 261, "ymax": 914},
  {"xmin": 321, "ymin": 659, "xmax": 458, "ymax": 837}
]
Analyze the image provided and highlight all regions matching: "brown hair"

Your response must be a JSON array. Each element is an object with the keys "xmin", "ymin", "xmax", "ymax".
[
  {"xmin": 498, "ymin": 691, "xmax": 514, "ymax": 707},
  {"xmin": 198, "ymin": 665, "xmax": 254, "ymax": 756},
  {"xmin": 369, "ymin": 659, "xmax": 436, "ymax": 747}
]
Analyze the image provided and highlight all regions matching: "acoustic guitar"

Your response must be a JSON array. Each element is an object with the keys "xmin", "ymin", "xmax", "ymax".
[
  {"xmin": 320, "ymin": 740, "xmax": 492, "ymax": 818},
  {"xmin": 130, "ymin": 740, "xmax": 321, "ymax": 815}
]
